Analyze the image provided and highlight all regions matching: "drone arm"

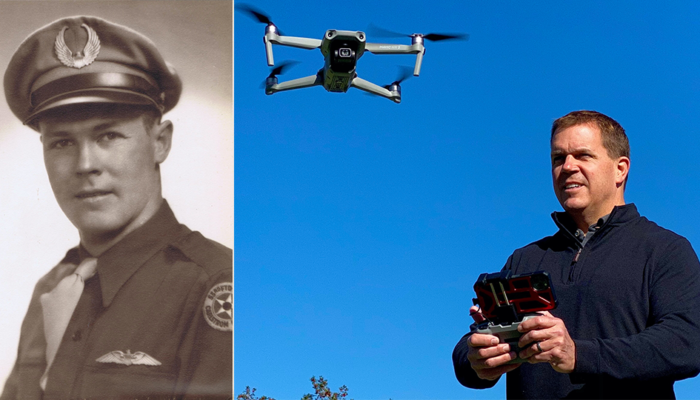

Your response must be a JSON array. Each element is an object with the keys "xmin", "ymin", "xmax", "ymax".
[
  {"xmin": 365, "ymin": 42, "xmax": 426, "ymax": 76},
  {"xmin": 365, "ymin": 42, "xmax": 423, "ymax": 55},
  {"xmin": 263, "ymin": 32, "xmax": 322, "ymax": 66},
  {"xmin": 351, "ymin": 77, "xmax": 400, "ymax": 103},
  {"xmin": 266, "ymin": 74, "xmax": 323, "ymax": 95},
  {"xmin": 266, "ymin": 32, "xmax": 322, "ymax": 50}
]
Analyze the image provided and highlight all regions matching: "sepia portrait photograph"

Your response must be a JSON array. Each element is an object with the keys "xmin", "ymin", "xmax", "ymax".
[{"xmin": 0, "ymin": 1, "xmax": 232, "ymax": 398}]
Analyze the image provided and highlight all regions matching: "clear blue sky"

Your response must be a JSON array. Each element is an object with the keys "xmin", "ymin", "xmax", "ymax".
[{"xmin": 234, "ymin": 1, "xmax": 700, "ymax": 398}]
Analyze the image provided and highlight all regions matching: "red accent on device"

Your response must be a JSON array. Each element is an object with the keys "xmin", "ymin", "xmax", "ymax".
[{"xmin": 473, "ymin": 271, "xmax": 557, "ymax": 321}]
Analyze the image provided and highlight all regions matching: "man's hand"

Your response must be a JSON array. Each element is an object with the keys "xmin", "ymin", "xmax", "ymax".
[
  {"xmin": 467, "ymin": 306, "xmax": 520, "ymax": 380},
  {"xmin": 517, "ymin": 311, "xmax": 576, "ymax": 373}
]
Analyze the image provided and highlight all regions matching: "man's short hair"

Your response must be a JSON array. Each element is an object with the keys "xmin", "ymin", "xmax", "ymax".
[
  {"xmin": 551, "ymin": 110, "xmax": 630, "ymax": 160},
  {"xmin": 138, "ymin": 107, "xmax": 163, "ymax": 133}
]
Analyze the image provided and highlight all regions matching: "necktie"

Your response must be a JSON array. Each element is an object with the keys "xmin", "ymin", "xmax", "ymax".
[{"xmin": 39, "ymin": 257, "xmax": 98, "ymax": 390}]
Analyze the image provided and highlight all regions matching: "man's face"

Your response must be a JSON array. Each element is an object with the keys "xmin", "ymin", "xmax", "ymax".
[
  {"xmin": 551, "ymin": 124, "xmax": 627, "ymax": 220},
  {"xmin": 39, "ymin": 111, "xmax": 169, "ymax": 240}
]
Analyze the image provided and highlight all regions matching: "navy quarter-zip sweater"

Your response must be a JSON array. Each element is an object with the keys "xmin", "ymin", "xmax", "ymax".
[{"xmin": 453, "ymin": 204, "xmax": 700, "ymax": 399}]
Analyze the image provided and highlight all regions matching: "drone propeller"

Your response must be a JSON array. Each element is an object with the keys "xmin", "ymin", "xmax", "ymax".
[
  {"xmin": 363, "ymin": 66, "xmax": 414, "ymax": 98},
  {"xmin": 268, "ymin": 61, "xmax": 299, "ymax": 78},
  {"xmin": 236, "ymin": 3, "xmax": 285, "ymax": 35},
  {"xmin": 383, "ymin": 66, "xmax": 414, "ymax": 89},
  {"xmin": 368, "ymin": 23, "xmax": 469, "ymax": 42},
  {"xmin": 260, "ymin": 61, "xmax": 299, "ymax": 88}
]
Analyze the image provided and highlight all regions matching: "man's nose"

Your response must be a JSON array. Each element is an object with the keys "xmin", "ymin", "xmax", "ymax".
[
  {"xmin": 76, "ymin": 143, "xmax": 101, "ymax": 176},
  {"xmin": 562, "ymin": 155, "xmax": 578, "ymax": 172}
]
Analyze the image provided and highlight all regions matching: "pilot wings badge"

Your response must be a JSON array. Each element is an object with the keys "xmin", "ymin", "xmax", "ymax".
[
  {"xmin": 54, "ymin": 23, "xmax": 101, "ymax": 69},
  {"xmin": 96, "ymin": 350, "xmax": 161, "ymax": 366}
]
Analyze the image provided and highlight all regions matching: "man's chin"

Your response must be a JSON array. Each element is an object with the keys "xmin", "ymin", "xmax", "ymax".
[
  {"xmin": 561, "ymin": 200, "xmax": 587, "ymax": 214},
  {"xmin": 70, "ymin": 215, "xmax": 127, "ymax": 241}
]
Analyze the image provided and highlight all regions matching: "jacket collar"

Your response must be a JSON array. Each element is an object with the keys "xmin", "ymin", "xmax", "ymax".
[
  {"xmin": 551, "ymin": 203, "xmax": 640, "ymax": 240},
  {"xmin": 77, "ymin": 200, "xmax": 187, "ymax": 307}
]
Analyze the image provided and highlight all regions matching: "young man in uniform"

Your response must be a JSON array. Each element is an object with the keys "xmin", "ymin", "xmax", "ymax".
[
  {"xmin": 453, "ymin": 111, "xmax": 700, "ymax": 399},
  {"xmin": 1, "ymin": 16, "xmax": 231, "ymax": 399}
]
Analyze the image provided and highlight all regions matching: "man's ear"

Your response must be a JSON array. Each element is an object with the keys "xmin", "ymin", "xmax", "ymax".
[
  {"xmin": 153, "ymin": 120, "xmax": 173, "ymax": 165},
  {"xmin": 616, "ymin": 156, "xmax": 630, "ymax": 185}
]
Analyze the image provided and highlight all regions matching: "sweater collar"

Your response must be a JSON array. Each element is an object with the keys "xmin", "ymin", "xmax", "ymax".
[{"xmin": 551, "ymin": 203, "xmax": 640, "ymax": 238}]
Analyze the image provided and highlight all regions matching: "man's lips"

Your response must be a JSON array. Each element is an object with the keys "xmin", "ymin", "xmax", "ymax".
[
  {"xmin": 75, "ymin": 190, "xmax": 113, "ymax": 199},
  {"xmin": 563, "ymin": 182, "xmax": 584, "ymax": 190}
]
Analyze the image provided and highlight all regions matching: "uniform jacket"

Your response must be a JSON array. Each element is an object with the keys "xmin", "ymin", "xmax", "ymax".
[
  {"xmin": 453, "ymin": 204, "xmax": 700, "ymax": 399},
  {"xmin": 1, "ymin": 201, "xmax": 232, "ymax": 399}
]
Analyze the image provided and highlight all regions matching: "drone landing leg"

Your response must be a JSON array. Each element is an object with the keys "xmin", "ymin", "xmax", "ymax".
[
  {"xmin": 264, "ymin": 36, "xmax": 274, "ymax": 66},
  {"xmin": 414, "ymin": 49, "xmax": 425, "ymax": 76}
]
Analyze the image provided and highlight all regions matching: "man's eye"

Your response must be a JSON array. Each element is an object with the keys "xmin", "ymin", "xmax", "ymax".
[
  {"xmin": 49, "ymin": 139, "xmax": 72, "ymax": 149},
  {"xmin": 100, "ymin": 132, "xmax": 123, "ymax": 141}
]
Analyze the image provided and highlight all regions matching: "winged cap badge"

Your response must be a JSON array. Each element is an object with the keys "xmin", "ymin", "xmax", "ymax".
[
  {"xmin": 96, "ymin": 350, "xmax": 162, "ymax": 366},
  {"xmin": 54, "ymin": 23, "xmax": 101, "ymax": 69}
]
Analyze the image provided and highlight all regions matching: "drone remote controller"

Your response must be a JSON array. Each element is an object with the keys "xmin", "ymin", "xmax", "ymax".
[{"xmin": 469, "ymin": 270, "xmax": 557, "ymax": 363}]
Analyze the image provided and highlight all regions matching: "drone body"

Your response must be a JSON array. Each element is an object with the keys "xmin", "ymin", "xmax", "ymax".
[{"xmin": 239, "ymin": 4, "xmax": 467, "ymax": 103}]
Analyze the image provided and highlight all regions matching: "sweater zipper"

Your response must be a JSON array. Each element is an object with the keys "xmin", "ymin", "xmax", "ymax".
[{"xmin": 569, "ymin": 247, "xmax": 582, "ymax": 282}]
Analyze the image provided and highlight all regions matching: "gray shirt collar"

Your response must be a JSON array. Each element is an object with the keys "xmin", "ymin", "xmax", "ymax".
[{"xmin": 574, "ymin": 214, "xmax": 610, "ymax": 247}]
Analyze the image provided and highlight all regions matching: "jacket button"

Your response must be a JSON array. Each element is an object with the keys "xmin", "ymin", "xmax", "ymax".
[{"xmin": 72, "ymin": 330, "xmax": 82, "ymax": 341}]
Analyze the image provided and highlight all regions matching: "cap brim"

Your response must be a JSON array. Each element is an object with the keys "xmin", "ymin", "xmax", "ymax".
[{"xmin": 25, "ymin": 88, "xmax": 162, "ymax": 124}]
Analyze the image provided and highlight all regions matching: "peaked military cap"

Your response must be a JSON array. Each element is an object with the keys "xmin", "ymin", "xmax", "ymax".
[{"xmin": 4, "ymin": 15, "xmax": 182, "ymax": 125}]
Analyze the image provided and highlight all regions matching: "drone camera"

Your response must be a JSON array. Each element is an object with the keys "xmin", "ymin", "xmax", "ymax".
[
  {"xmin": 329, "ymin": 41, "xmax": 360, "ymax": 73},
  {"xmin": 338, "ymin": 48, "xmax": 353, "ymax": 58}
]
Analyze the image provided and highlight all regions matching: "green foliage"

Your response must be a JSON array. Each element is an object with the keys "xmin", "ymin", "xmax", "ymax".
[
  {"xmin": 236, "ymin": 386, "xmax": 276, "ymax": 400},
  {"xmin": 301, "ymin": 376, "xmax": 350, "ymax": 400},
  {"xmin": 237, "ymin": 376, "xmax": 354, "ymax": 400}
]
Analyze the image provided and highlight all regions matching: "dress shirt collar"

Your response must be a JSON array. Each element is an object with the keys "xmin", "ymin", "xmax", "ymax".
[{"xmin": 77, "ymin": 200, "xmax": 186, "ymax": 307}]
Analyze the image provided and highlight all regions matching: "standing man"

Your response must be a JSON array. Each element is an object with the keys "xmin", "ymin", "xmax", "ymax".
[
  {"xmin": 1, "ymin": 16, "xmax": 231, "ymax": 399},
  {"xmin": 453, "ymin": 111, "xmax": 700, "ymax": 399}
]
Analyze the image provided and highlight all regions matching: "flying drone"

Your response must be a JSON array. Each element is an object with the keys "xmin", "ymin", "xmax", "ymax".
[{"xmin": 237, "ymin": 4, "xmax": 468, "ymax": 103}]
